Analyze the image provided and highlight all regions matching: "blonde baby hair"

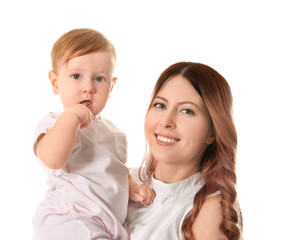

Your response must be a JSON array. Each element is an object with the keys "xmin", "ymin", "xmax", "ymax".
[{"xmin": 50, "ymin": 28, "xmax": 116, "ymax": 71}]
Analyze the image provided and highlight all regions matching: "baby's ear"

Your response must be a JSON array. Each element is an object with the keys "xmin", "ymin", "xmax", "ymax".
[
  {"xmin": 111, "ymin": 77, "xmax": 118, "ymax": 91},
  {"xmin": 49, "ymin": 70, "xmax": 59, "ymax": 95}
]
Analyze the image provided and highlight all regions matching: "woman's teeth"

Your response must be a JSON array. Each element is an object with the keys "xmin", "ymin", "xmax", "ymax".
[{"xmin": 157, "ymin": 135, "xmax": 177, "ymax": 143}]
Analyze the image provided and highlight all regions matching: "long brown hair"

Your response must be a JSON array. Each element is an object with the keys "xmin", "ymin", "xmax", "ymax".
[{"xmin": 143, "ymin": 62, "xmax": 242, "ymax": 239}]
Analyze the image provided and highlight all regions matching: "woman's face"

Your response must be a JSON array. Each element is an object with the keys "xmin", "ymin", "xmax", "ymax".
[{"xmin": 145, "ymin": 75, "xmax": 214, "ymax": 174}]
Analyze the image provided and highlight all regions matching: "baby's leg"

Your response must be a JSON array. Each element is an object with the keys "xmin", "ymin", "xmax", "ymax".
[{"xmin": 33, "ymin": 215, "xmax": 111, "ymax": 240}]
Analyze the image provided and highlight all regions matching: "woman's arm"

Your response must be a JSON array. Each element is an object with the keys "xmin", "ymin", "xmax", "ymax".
[
  {"xmin": 192, "ymin": 194, "xmax": 227, "ymax": 240},
  {"xmin": 36, "ymin": 104, "xmax": 92, "ymax": 169}
]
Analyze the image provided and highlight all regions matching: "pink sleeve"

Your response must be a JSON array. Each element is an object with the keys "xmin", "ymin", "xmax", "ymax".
[{"xmin": 33, "ymin": 112, "xmax": 59, "ymax": 156}]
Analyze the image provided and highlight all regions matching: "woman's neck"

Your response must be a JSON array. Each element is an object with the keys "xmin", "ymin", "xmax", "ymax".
[{"xmin": 154, "ymin": 161, "xmax": 199, "ymax": 183}]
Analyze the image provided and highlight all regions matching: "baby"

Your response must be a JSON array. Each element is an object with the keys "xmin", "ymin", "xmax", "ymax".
[{"xmin": 32, "ymin": 28, "xmax": 154, "ymax": 240}]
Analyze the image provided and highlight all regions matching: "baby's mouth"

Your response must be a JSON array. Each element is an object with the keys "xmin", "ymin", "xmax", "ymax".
[{"xmin": 80, "ymin": 100, "xmax": 92, "ymax": 107}]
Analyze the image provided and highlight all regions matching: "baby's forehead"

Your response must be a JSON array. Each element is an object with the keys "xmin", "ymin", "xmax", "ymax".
[
  {"xmin": 65, "ymin": 49, "xmax": 115, "ymax": 64},
  {"xmin": 56, "ymin": 51, "xmax": 116, "ymax": 73}
]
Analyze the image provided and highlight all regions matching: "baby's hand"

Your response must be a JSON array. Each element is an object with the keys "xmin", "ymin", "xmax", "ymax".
[
  {"xmin": 65, "ymin": 104, "xmax": 93, "ymax": 129},
  {"xmin": 129, "ymin": 185, "xmax": 156, "ymax": 206}
]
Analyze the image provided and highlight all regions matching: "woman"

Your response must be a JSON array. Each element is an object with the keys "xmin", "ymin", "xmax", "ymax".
[{"xmin": 127, "ymin": 62, "xmax": 243, "ymax": 240}]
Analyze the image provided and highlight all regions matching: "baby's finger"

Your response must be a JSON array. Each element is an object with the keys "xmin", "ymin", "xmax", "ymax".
[
  {"xmin": 143, "ymin": 189, "xmax": 156, "ymax": 205},
  {"xmin": 80, "ymin": 111, "xmax": 93, "ymax": 129},
  {"xmin": 130, "ymin": 190, "xmax": 145, "ymax": 203},
  {"xmin": 135, "ymin": 193, "xmax": 145, "ymax": 202},
  {"xmin": 138, "ymin": 187, "xmax": 148, "ymax": 199}
]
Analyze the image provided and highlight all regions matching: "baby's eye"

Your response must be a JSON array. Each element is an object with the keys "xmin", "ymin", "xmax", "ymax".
[
  {"xmin": 72, "ymin": 74, "xmax": 81, "ymax": 80},
  {"xmin": 181, "ymin": 109, "xmax": 194, "ymax": 115},
  {"xmin": 153, "ymin": 103, "xmax": 166, "ymax": 109},
  {"xmin": 95, "ymin": 76, "xmax": 105, "ymax": 82}
]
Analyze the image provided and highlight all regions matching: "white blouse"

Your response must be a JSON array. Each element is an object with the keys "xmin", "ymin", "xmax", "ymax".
[{"xmin": 127, "ymin": 168, "xmax": 204, "ymax": 240}]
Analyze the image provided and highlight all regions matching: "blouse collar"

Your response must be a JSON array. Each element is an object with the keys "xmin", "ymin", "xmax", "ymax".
[{"xmin": 150, "ymin": 172, "xmax": 203, "ymax": 199}]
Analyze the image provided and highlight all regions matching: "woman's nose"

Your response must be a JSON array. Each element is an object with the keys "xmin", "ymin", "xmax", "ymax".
[{"xmin": 160, "ymin": 110, "xmax": 176, "ymax": 129}]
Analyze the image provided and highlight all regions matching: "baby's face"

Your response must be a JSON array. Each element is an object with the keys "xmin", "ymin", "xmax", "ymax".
[{"xmin": 50, "ymin": 51, "xmax": 115, "ymax": 116}]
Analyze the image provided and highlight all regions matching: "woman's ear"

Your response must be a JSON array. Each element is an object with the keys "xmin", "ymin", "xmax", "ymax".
[
  {"xmin": 206, "ymin": 130, "xmax": 215, "ymax": 145},
  {"xmin": 111, "ymin": 77, "xmax": 118, "ymax": 91},
  {"xmin": 49, "ymin": 70, "xmax": 59, "ymax": 95}
]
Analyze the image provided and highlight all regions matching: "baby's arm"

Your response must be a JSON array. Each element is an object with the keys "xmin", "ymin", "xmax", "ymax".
[
  {"xmin": 129, "ymin": 174, "xmax": 155, "ymax": 206},
  {"xmin": 36, "ymin": 104, "xmax": 92, "ymax": 169}
]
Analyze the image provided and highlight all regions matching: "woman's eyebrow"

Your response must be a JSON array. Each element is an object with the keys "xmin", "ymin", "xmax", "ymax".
[
  {"xmin": 153, "ymin": 96, "xmax": 167, "ymax": 102},
  {"xmin": 155, "ymin": 96, "xmax": 201, "ymax": 110},
  {"xmin": 178, "ymin": 101, "xmax": 201, "ymax": 110}
]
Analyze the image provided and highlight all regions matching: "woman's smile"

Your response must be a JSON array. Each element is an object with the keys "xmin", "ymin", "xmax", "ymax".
[
  {"xmin": 145, "ymin": 75, "xmax": 213, "ymax": 168},
  {"xmin": 155, "ymin": 134, "xmax": 180, "ymax": 145}
]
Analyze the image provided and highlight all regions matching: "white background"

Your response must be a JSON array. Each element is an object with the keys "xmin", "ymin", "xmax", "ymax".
[{"xmin": 1, "ymin": 0, "xmax": 280, "ymax": 239}]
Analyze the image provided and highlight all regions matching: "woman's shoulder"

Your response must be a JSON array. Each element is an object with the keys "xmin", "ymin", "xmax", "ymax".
[{"xmin": 192, "ymin": 194, "xmax": 227, "ymax": 240}]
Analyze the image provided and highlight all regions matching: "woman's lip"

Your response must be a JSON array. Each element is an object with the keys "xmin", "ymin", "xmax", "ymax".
[{"xmin": 155, "ymin": 134, "xmax": 180, "ymax": 145}]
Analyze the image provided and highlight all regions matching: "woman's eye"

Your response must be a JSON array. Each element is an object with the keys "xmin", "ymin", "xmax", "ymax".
[
  {"xmin": 153, "ymin": 103, "xmax": 166, "ymax": 109},
  {"xmin": 72, "ymin": 74, "xmax": 81, "ymax": 80},
  {"xmin": 181, "ymin": 109, "xmax": 194, "ymax": 115},
  {"xmin": 96, "ymin": 76, "xmax": 105, "ymax": 82}
]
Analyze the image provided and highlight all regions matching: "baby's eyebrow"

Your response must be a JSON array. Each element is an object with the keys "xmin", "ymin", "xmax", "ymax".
[{"xmin": 65, "ymin": 67, "xmax": 83, "ymax": 72}]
